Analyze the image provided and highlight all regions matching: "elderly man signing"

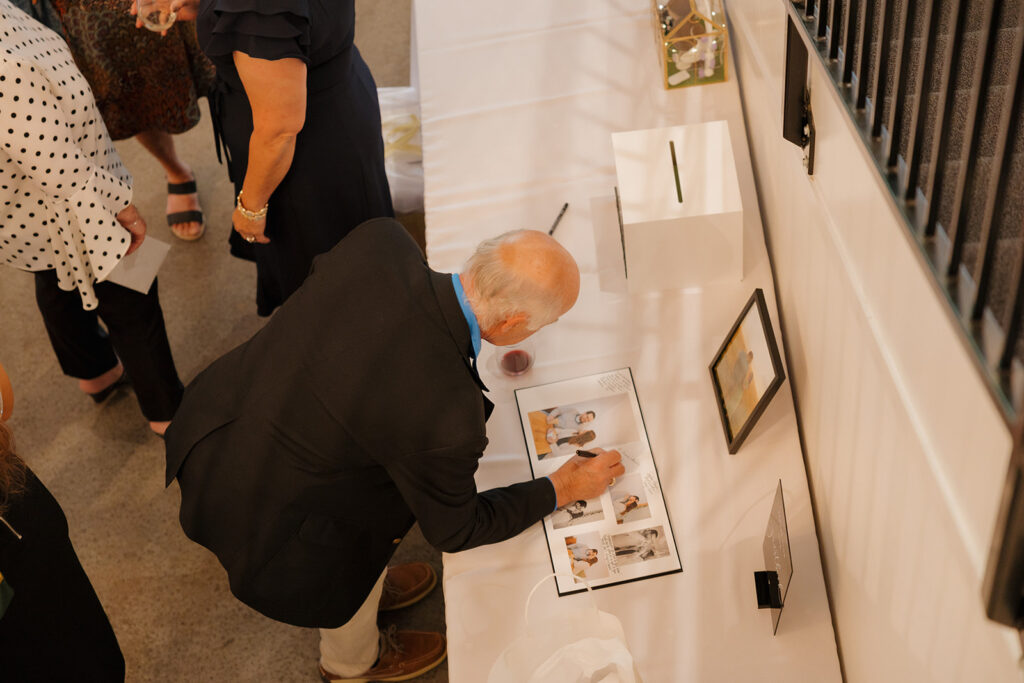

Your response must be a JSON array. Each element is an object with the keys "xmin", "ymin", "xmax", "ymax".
[{"xmin": 164, "ymin": 218, "xmax": 624, "ymax": 682}]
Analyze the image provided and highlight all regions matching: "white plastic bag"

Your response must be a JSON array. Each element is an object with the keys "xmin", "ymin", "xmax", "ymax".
[
  {"xmin": 377, "ymin": 86, "xmax": 424, "ymax": 214},
  {"xmin": 488, "ymin": 574, "xmax": 639, "ymax": 683}
]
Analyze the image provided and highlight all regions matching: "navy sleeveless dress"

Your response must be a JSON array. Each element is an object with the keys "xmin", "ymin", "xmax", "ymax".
[{"xmin": 197, "ymin": 0, "xmax": 394, "ymax": 316}]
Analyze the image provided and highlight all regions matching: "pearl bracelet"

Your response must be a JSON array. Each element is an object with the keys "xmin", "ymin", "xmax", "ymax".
[{"xmin": 236, "ymin": 190, "xmax": 268, "ymax": 221}]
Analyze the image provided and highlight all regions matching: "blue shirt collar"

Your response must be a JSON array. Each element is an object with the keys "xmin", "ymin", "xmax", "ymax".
[{"xmin": 451, "ymin": 273, "xmax": 481, "ymax": 359}]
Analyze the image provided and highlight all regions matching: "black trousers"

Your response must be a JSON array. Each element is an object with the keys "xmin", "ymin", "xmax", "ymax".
[{"xmin": 33, "ymin": 270, "xmax": 183, "ymax": 422}]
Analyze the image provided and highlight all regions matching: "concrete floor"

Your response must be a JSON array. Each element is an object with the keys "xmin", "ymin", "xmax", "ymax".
[{"xmin": 0, "ymin": 2, "xmax": 448, "ymax": 680}]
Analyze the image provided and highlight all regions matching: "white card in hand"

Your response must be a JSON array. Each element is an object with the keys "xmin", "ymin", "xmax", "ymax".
[{"xmin": 104, "ymin": 237, "xmax": 170, "ymax": 293}]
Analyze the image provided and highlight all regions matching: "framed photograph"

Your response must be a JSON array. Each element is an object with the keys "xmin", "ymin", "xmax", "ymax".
[{"xmin": 709, "ymin": 289, "xmax": 785, "ymax": 453}]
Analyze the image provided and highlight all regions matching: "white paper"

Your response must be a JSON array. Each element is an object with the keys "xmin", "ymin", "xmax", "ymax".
[
  {"xmin": 104, "ymin": 237, "xmax": 170, "ymax": 293},
  {"xmin": 514, "ymin": 368, "xmax": 682, "ymax": 595}
]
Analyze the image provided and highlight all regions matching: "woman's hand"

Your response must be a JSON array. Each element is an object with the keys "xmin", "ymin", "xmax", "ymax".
[
  {"xmin": 232, "ymin": 205, "xmax": 271, "ymax": 245},
  {"xmin": 116, "ymin": 204, "xmax": 147, "ymax": 255},
  {"xmin": 169, "ymin": 0, "xmax": 199, "ymax": 20},
  {"xmin": 131, "ymin": 0, "xmax": 198, "ymax": 34}
]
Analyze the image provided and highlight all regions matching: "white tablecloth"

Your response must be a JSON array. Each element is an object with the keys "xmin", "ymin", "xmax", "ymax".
[{"xmin": 415, "ymin": 2, "xmax": 843, "ymax": 680}]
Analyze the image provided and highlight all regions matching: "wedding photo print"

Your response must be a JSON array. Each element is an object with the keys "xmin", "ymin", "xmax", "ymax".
[
  {"xmin": 709, "ymin": 289, "xmax": 785, "ymax": 453},
  {"xmin": 551, "ymin": 497, "xmax": 606, "ymax": 530},
  {"xmin": 611, "ymin": 526, "xmax": 671, "ymax": 567},
  {"xmin": 609, "ymin": 474, "xmax": 652, "ymax": 525},
  {"xmin": 565, "ymin": 532, "xmax": 610, "ymax": 580},
  {"xmin": 526, "ymin": 393, "xmax": 639, "ymax": 460}
]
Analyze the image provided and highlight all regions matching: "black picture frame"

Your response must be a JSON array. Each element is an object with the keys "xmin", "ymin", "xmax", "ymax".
[{"xmin": 708, "ymin": 288, "xmax": 786, "ymax": 454}]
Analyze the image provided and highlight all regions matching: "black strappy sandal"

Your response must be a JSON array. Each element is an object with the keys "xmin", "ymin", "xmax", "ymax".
[{"xmin": 167, "ymin": 179, "xmax": 205, "ymax": 241}]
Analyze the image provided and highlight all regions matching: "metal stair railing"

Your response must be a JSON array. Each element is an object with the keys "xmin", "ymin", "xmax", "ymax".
[{"xmin": 784, "ymin": 0, "xmax": 1024, "ymax": 424}]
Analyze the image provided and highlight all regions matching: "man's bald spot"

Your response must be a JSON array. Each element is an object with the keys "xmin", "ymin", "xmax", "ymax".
[{"xmin": 498, "ymin": 231, "xmax": 580, "ymax": 309}]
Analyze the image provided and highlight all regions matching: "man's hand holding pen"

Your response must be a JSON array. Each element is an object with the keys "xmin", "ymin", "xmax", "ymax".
[{"xmin": 548, "ymin": 447, "xmax": 625, "ymax": 506}]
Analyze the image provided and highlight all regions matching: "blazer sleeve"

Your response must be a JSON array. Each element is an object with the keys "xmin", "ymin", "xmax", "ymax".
[{"xmin": 384, "ymin": 441, "xmax": 556, "ymax": 553}]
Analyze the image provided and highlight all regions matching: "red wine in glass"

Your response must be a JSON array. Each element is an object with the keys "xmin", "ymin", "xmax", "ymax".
[{"xmin": 500, "ymin": 349, "xmax": 533, "ymax": 375}]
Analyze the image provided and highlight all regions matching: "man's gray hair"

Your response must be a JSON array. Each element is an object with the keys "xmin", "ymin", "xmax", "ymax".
[{"xmin": 463, "ymin": 230, "xmax": 564, "ymax": 332}]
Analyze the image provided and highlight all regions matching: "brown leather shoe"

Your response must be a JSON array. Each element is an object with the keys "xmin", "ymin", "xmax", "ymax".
[
  {"xmin": 318, "ymin": 626, "xmax": 447, "ymax": 682},
  {"xmin": 379, "ymin": 562, "xmax": 437, "ymax": 612}
]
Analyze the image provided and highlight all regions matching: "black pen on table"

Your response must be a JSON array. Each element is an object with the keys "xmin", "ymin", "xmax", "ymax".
[{"xmin": 548, "ymin": 202, "xmax": 569, "ymax": 235}]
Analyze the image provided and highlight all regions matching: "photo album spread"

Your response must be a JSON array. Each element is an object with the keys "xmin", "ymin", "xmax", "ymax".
[{"xmin": 514, "ymin": 368, "xmax": 682, "ymax": 595}]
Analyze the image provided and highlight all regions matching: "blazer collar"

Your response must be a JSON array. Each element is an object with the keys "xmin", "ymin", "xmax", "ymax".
[{"xmin": 428, "ymin": 270, "xmax": 490, "ymax": 395}]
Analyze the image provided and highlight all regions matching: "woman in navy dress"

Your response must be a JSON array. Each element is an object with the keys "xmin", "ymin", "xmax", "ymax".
[{"xmin": 189, "ymin": 0, "xmax": 393, "ymax": 316}]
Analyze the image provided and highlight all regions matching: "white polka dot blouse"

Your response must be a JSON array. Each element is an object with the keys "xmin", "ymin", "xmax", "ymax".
[{"xmin": 0, "ymin": 1, "xmax": 133, "ymax": 310}]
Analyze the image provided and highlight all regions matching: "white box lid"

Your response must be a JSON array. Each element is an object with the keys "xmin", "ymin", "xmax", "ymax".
[{"xmin": 613, "ymin": 120, "xmax": 742, "ymax": 224}]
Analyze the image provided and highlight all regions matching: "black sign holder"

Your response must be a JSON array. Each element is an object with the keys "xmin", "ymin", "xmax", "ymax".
[
  {"xmin": 754, "ymin": 480, "xmax": 794, "ymax": 635},
  {"xmin": 754, "ymin": 570, "xmax": 783, "ymax": 609}
]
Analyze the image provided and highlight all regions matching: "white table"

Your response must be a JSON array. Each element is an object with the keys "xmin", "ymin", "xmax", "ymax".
[{"xmin": 414, "ymin": 2, "xmax": 843, "ymax": 680}]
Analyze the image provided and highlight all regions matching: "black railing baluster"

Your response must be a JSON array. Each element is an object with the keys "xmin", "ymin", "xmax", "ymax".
[
  {"xmin": 970, "ymin": 12, "xmax": 1024, "ymax": 323},
  {"xmin": 869, "ymin": 0, "xmax": 895, "ymax": 138},
  {"xmin": 904, "ymin": 0, "xmax": 943, "ymax": 204},
  {"xmin": 841, "ymin": 0, "xmax": 859, "ymax": 84},
  {"xmin": 884, "ymin": 0, "xmax": 918, "ymax": 171},
  {"xmin": 944, "ymin": 1, "xmax": 999, "ymax": 279},
  {"xmin": 1001, "ymin": 250, "xmax": 1024, "ymax": 373},
  {"xmin": 828, "ymin": 0, "xmax": 844, "ymax": 60},
  {"xmin": 855, "ymin": 0, "xmax": 875, "ymax": 108},
  {"xmin": 816, "ymin": 0, "xmax": 830, "ymax": 40},
  {"xmin": 920, "ymin": 0, "xmax": 966, "ymax": 234},
  {"xmin": 999, "ymin": 252, "xmax": 1024, "ymax": 374}
]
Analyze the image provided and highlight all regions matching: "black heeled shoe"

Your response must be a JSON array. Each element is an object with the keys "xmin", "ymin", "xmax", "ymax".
[{"xmin": 89, "ymin": 370, "xmax": 131, "ymax": 404}]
